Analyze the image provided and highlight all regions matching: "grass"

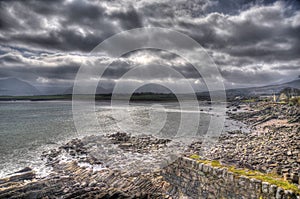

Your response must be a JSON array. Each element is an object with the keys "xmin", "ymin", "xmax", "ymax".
[
  {"xmin": 190, "ymin": 154, "xmax": 300, "ymax": 195},
  {"xmin": 242, "ymin": 99, "xmax": 257, "ymax": 103}
]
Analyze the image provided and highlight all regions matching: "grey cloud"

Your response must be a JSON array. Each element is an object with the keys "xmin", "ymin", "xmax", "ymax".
[
  {"xmin": 0, "ymin": 0, "xmax": 142, "ymax": 52},
  {"xmin": 0, "ymin": 64, "xmax": 79, "ymax": 81},
  {"xmin": 167, "ymin": 2, "xmax": 300, "ymax": 64},
  {"xmin": 273, "ymin": 65, "xmax": 300, "ymax": 71},
  {"xmin": 220, "ymin": 68, "xmax": 282, "ymax": 85},
  {"xmin": 0, "ymin": 48, "xmax": 203, "ymax": 84},
  {"xmin": 0, "ymin": 0, "xmax": 299, "ymax": 91},
  {"xmin": 109, "ymin": 6, "xmax": 143, "ymax": 29}
]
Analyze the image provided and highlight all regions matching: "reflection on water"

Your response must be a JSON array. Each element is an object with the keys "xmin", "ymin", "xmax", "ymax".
[{"xmin": 0, "ymin": 100, "xmax": 244, "ymax": 177}]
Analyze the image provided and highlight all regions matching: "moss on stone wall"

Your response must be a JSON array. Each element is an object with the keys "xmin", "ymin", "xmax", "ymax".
[{"xmin": 190, "ymin": 154, "xmax": 300, "ymax": 195}]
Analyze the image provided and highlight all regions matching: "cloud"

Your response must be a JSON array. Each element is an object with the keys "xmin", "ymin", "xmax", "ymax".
[
  {"xmin": 0, "ymin": 0, "xmax": 142, "ymax": 52},
  {"xmin": 273, "ymin": 65, "xmax": 300, "ymax": 71},
  {"xmin": 0, "ymin": 0, "xmax": 299, "ymax": 93}
]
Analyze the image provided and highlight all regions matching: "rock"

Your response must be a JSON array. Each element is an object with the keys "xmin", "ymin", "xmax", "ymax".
[
  {"xmin": 291, "ymin": 173, "xmax": 299, "ymax": 184},
  {"xmin": 276, "ymin": 187, "xmax": 284, "ymax": 199},
  {"xmin": 204, "ymin": 102, "xmax": 300, "ymax": 186},
  {"xmin": 13, "ymin": 167, "xmax": 32, "ymax": 174},
  {"xmin": 8, "ymin": 170, "xmax": 35, "ymax": 182},
  {"xmin": 119, "ymin": 143, "xmax": 132, "ymax": 148},
  {"xmin": 1, "ymin": 102, "xmax": 299, "ymax": 198},
  {"xmin": 262, "ymin": 182, "xmax": 269, "ymax": 193}
]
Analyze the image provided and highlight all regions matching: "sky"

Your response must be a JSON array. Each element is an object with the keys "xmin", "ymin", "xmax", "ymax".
[{"xmin": 0, "ymin": 0, "xmax": 300, "ymax": 94}]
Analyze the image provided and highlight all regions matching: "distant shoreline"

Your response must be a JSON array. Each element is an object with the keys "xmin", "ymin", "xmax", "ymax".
[{"xmin": 0, "ymin": 93, "xmax": 212, "ymax": 102}]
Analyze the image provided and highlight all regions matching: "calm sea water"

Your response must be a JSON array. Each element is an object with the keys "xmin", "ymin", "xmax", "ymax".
[{"xmin": 0, "ymin": 101, "xmax": 244, "ymax": 178}]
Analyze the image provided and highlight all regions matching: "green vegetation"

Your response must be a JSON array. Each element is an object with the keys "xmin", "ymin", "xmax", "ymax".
[
  {"xmin": 190, "ymin": 154, "xmax": 201, "ymax": 159},
  {"xmin": 190, "ymin": 155, "xmax": 300, "ymax": 194},
  {"xmin": 242, "ymin": 98, "xmax": 257, "ymax": 103},
  {"xmin": 289, "ymin": 97, "xmax": 300, "ymax": 106},
  {"xmin": 278, "ymin": 101, "xmax": 287, "ymax": 104}
]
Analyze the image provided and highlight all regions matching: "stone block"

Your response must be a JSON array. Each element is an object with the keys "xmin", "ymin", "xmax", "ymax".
[
  {"xmin": 262, "ymin": 182, "xmax": 270, "ymax": 194},
  {"xmin": 276, "ymin": 187, "xmax": 284, "ymax": 199},
  {"xmin": 269, "ymin": 184, "xmax": 277, "ymax": 197}
]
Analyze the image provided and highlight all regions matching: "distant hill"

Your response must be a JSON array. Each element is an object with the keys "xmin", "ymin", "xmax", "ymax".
[
  {"xmin": 280, "ymin": 87, "xmax": 300, "ymax": 96},
  {"xmin": 225, "ymin": 79, "xmax": 300, "ymax": 99},
  {"xmin": 64, "ymin": 83, "xmax": 172, "ymax": 95},
  {"xmin": 197, "ymin": 79, "xmax": 300, "ymax": 100},
  {"xmin": 134, "ymin": 84, "xmax": 171, "ymax": 94},
  {"xmin": 64, "ymin": 85, "xmax": 111, "ymax": 95},
  {"xmin": 0, "ymin": 78, "xmax": 40, "ymax": 96},
  {"xmin": 36, "ymin": 85, "xmax": 70, "ymax": 95},
  {"xmin": 1, "ymin": 77, "xmax": 299, "ymax": 100}
]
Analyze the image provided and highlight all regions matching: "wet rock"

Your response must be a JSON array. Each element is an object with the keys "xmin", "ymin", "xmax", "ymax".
[
  {"xmin": 3, "ymin": 170, "xmax": 35, "ymax": 184},
  {"xmin": 1, "ymin": 102, "xmax": 299, "ymax": 198},
  {"xmin": 108, "ymin": 132, "xmax": 171, "ymax": 153},
  {"xmin": 13, "ymin": 167, "xmax": 32, "ymax": 174},
  {"xmin": 0, "ymin": 133, "xmax": 180, "ymax": 198}
]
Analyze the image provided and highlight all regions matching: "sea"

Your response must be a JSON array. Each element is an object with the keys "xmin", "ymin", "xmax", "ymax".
[{"xmin": 0, "ymin": 100, "xmax": 247, "ymax": 178}]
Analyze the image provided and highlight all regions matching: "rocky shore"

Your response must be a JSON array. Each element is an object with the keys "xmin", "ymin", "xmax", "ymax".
[
  {"xmin": 205, "ymin": 103, "xmax": 300, "ymax": 187},
  {"xmin": 0, "ymin": 133, "xmax": 178, "ymax": 198},
  {"xmin": 0, "ymin": 102, "xmax": 299, "ymax": 198}
]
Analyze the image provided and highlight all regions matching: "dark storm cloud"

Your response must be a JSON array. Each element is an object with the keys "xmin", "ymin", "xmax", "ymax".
[
  {"xmin": 176, "ymin": 3, "xmax": 300, "ymax": 62},
  {"xmin": 0, "ymin": 54, "xmax": 22, "ymax": 64},
  {"xmin": 220, "ymin": 68, "xmax": 283, "ymax": 85},
  {"xmin": 0, "ymin": 65, "xmax": 79, "ymax": 81},
  {"xmin": 8, "ymin": 28, "xmax": 104, "ymax": 52},
  {"xmin": 0, "ymin": 47, "xmax": 202, "ymax": 85},
  {"xmin": 0, "ymin": 0, "xmax": 143, "ymax": 52},
  {"xmin": 0, "ymin": 0, "xmax": 299, "ymax": 91},
  {"xmin": 109, "ymin": 6, "xmax": 143, "ymax": 29},
  {"xmin": 102, "ymin": 59, "xmax": 132, "ymax": 79},
  {"xmin": 273, "ymin": 65, "xmax": 300, "ymax": 71}
]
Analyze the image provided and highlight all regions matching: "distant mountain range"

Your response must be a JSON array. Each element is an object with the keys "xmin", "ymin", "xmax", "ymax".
[
  {"xmin": 64, "ymin": 83, "xmax": 172, "ymax": 95},
  {"xmin": 224, "ymin": 79, "xmax": 300, "ymax": 98},
  {"xmin": 0, "ymin": 77, "xmax": 299, "ymax": 97},
  {"xmin": 63, "ymin": 85, "xmax": 111, "ymax": 95},
  {"xmin": 197, "ymin": 79, "xmax": 300, "ymax": 99},
  {"xmin": 0, "ymin": 78, "xmax": 40, "ymax": 96}
]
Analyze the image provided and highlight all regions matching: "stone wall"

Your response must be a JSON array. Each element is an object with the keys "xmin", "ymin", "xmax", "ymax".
[{"xmin": 162, "ymin": 157, "xmax": 300, "ymax": 199}]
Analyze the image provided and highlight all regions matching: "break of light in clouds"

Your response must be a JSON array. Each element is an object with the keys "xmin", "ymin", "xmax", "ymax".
[{"xmin": 0, "ymin": 0, "xmax": 300, "ymax": 94}]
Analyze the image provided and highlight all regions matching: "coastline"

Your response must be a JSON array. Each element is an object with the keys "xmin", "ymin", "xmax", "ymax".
[{"xmin": 0, "ymin": 102, "xmax": 299, "ymax": 198}]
